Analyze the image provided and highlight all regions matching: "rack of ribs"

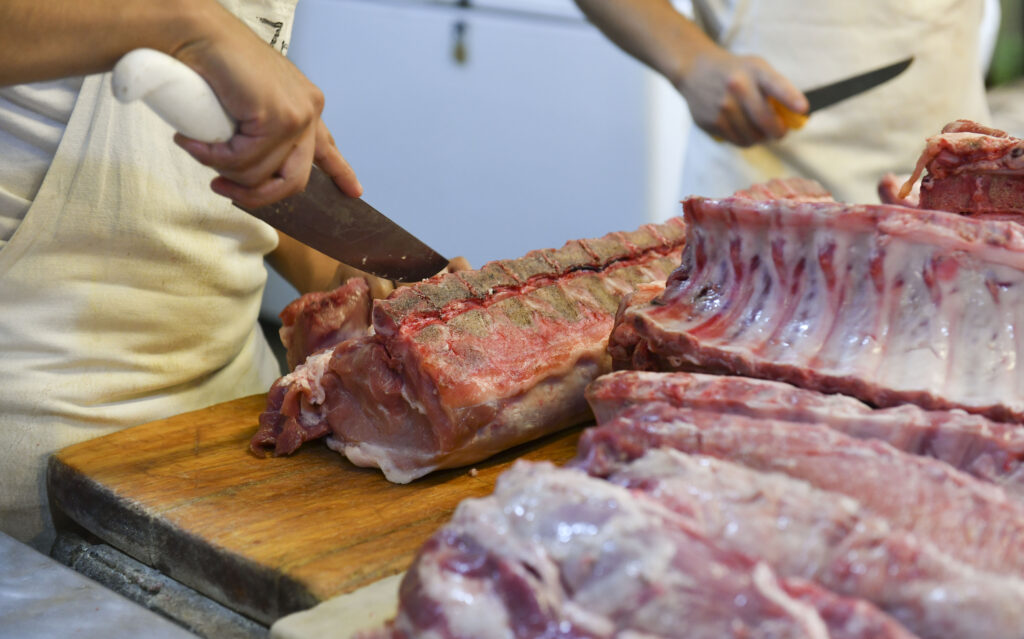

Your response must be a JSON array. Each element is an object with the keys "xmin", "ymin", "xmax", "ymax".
[{"xmin": 609, "ymin": 194, "xmax": 1024, "ymax": 421}]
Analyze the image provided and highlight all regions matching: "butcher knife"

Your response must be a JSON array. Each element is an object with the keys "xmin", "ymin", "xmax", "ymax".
[
  {"xmin": 110, "ymin": 48, "xmax": 450, "ymax": 283},
  {"xmin": 770, "ymin": 57, "xmax": 914, "ymax": 129}
]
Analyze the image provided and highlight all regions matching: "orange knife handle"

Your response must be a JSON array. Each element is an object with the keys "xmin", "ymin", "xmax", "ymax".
[{"xmin": 769, "ymin": 96, "xmax": 809, "ymax": 130}]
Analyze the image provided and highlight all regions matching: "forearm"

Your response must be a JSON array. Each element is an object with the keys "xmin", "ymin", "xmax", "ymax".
[
  {"xmin": 0, "ymin": 0, "xmax": 235, "ymax": 85},
  {"xmin": 573, "ymin": 0, "xmax": 718, "ymax": 90}
]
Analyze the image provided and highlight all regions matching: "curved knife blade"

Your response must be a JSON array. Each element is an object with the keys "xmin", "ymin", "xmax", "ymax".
[{"xmin": 240, "ymin": 166, "xmax": 450, "ymax": 283}]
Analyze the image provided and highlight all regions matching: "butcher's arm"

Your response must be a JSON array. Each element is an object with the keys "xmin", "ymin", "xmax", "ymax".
[
  {"xmin": 573, "ymin": 0, "xmax": 807, "ymax": 146},
  {"xmin": 0, "ymin": 0, "xmax": 360, "ymax": 208}
]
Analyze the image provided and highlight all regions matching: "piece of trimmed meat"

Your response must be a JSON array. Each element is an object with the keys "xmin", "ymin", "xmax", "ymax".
[
  {"xmin": 586, "ymin": 370, "xmax": 1024, "ymax": 497},
  {"xmin": 360, "ymin": 461, "xmax": 914, "ymax": 639},
  {"xmin": 253, "ymin": 220, "xmax": 686, "ymax": 482},
  {"xmin": 575, "ymin": 403, "xmax": 1024, "ymax": 579},
  {"xmin": 877, "ymin": 172, "xmax": 919, "ymax": 207},
  {"xmin": 278, "ymin": 277, "xmax": 373, "ymax": 371},
  {"xmin": 897, "ymin": 119, "xmax": 1024, "ymax": 218},
  {"xmin": 583, "ymin": 448, "xmax": 1024, "ymax": 639},
  {"xmin": 609, "ymin": 195, "xmax": 1024, "ymax": 421}
]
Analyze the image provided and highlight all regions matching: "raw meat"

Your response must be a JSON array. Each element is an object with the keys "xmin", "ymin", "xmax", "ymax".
[
  {"xmin": 361, "ymin": 461, "xmax": 913, "ymax": 639},
  {"xmin": 253, "ymin": 220, "xmax": 686, "ymax": 482},
  {"xmin": 608, "ymin": 194, "xmax": 1024, "ymax": 421},
  {"xmin": 575, "ymin": 402, "xmax": 1024, "ymax": 578},
  {"xmin": 586, "ymin": 370, "xmax": 1024, "ymax": 496},
  {"xmin": 278, "ymin": 277, "xmax": 372, "ymax": 371},
  {"xmin": 587, "ymin": 448, "xmax": 1024, "ymax": 639},
  {"xmin": 897, "ymin": 119, "xmax": 1024, "ymax": 217}
]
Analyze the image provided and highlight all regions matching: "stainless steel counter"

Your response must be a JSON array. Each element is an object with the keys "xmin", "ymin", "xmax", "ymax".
[{"xmin": 0, "ymin": 531, "xmax": 196, "ymax": 639}]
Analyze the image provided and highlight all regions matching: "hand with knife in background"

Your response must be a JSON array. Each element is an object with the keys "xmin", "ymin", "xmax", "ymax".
[
  {"xmin": 573, "ymin": 0, "xmax": 809, "ymax": 147},
  {"xmin": 572, "ymin": 0, "xmax": 992, "ymax": 204}
]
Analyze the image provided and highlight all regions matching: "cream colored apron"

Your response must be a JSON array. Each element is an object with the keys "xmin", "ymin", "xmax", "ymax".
[
  {"xmin": 682, "ymin": 0, "xmax": 991, "ymax": 203},
  {"xmin": 0, "ymin": 0, "xmax": 298, "ymax": 551}
]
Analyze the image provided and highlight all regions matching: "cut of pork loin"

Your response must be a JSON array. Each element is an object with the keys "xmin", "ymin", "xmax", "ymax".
[
  {"xmin": 575, "ymin": 403, "xmax": 1024, "ymax": 579},
  {"xmin": 586, "ymin": 370, "xmax": 1024, "ymax": 496},
  {"xmin": 278, "ymin": 276, "xmax": 372, "ymax": 371},
  {"xmin": 589, "ymin": 448, "xmax": 1024, "ymax": 639},
  {"xmin": 609, "ymin": 195, "xmax": 1024, "ymax": 421},
  {"xmin": 252, "ymin": 220, "xmax": 686, "ymax": 482},
  {"xmin": 360, "ymin": 461, "xmax": 913, "ymax": 639},
  {"xmin": 896, "ymin": 119, "xmax": 1024, "ymax": 218}
]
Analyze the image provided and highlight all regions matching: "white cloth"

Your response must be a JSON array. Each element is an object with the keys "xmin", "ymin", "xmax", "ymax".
[
  {"xmin": 0, "ymin": 78, "xmax": 82, "ymax": 247},
  {"xmin": 681, "ymin": 0, "xmax": 992, "ymax": 203},
  {"xmin": 0, "ymin": 0, "xmax": 299, "ymax": 552}
]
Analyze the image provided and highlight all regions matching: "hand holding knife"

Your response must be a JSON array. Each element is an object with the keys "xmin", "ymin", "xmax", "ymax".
[{"xmin": 111, "ymin": 48, "xmax": 450, "ymax": 283}]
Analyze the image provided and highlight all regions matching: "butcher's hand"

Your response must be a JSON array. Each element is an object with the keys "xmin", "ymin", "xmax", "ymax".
[
  {"xmin": 171, "ymin": 3, "xmax": 361, "ymax": 208},
  {"xmin": 679, "ymin": 48, "xmax": 808, "ymax": 147}
]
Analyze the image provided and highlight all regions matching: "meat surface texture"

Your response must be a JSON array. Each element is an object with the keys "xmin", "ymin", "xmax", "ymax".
[
  {"xmin": 587, "ymin": 370, "xmax": 1024, "ymax": 496},
  {"xmin": 583, "ymin": 448, "xmax": 1024, "ymax": 639},
  {"xmin": 253, "ymin": 220, "xmax": 686, "ymax": 482},
  {"xmin": 575, "ymin": 402, "xmax": 1024, "ymax": 579},
  {"xmin": 609, "ymin": 195, "xmax": 1024, "ymax": 421},
  {"xmin": 897, "ymin": 119, "xmax": 1024, "ymax": 217},
  {"xmin": 361, "ymin": 461, "xmax": 913, "ymax": 639},
  {"xmin": 278, "ymin": 277, "xmax": 373, "ymax": 371}
]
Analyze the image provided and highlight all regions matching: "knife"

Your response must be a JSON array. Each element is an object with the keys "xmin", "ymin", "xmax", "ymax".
[
  {"xmin": 111, "ymin": 48, "xmax": 450, "ymax": 283},
  {"xmin": 770, "ymin": 57, "xmax": 914, "ymax": 130}
]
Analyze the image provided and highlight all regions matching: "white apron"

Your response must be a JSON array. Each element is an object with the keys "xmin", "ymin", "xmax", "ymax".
[
  {"xmin": 0, "ymin": 0, "xmax": 298, "ymax": 551},
  {"xmin": 681, "ymin": 0, "xmax": 991, "ymax": 203}
]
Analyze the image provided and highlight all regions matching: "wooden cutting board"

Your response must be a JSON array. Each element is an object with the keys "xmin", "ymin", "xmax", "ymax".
[{"xmin": 47, "ymin": 394, "xmax": 582, "ymax": 626}]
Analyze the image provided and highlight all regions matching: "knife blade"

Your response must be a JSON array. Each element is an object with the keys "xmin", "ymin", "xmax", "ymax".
[
  {"xmin": 111, "ymin": 48, "xmax": 449, "ymax": 282},
  {"xmin": 239, "ymin": 166, "xmax": 450, "ymax": 282},
  {"xmin": 770, "ymin": 57, "xmax": 914, "ymax": 129}
]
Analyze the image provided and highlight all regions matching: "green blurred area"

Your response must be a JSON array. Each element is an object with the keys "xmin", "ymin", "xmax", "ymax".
[{"xmin": 988, "ymin": 0, "xmax": 1024, "ymax": 87}]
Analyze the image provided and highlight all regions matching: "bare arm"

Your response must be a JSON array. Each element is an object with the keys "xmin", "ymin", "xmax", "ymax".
[
  {"xmin": 574, "ymin": 0, "xmax": 808, "ymax": 146},
  {"xmin": 0, "ymin": 0, "xmax": 360, "ymax": 207}
]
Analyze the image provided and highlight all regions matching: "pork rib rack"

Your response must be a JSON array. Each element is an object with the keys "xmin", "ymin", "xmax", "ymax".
[
  {"xmin": 252, "ymin": 220, "xmax": 686, "ymax": 482},
  {"xmin": 609, "ymin": 195, "xmax": 1024, "ymax": 421}
]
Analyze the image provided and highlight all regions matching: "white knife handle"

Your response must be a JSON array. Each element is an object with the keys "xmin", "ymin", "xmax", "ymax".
[{"xmin": 111, "ymin": 48, "xmax": 236, "ymax": 144}]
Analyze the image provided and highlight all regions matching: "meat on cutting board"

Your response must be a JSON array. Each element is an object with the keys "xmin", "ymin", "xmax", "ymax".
[
  {"xmin": 253, "ymin": 220, "xmax": 685, "ymax": 482},
  {"xmin": 359, "ymin": 461, "xmax": 914, "ymax": 639},
  {"xmin": 586, "ymin": 448, "xmax": 1024, "ymax": 639},
  {"xmin": 892, "ymin": 119, "xmax": 1024, "ymax": 218},
  {"xmin": 609, "ymin": 194, "xmax": 1024, "ymax": 421},
  {"xmin": 587, "ymin": 370, "xmax": 1024, "ymax": 497},
  {"xmin": 278, "ymin": 276, "xmax": 372, "ymax": 371},
  {"xmin": 575, "ymin": 402, "xmax": 1024, "ymax": 579}
]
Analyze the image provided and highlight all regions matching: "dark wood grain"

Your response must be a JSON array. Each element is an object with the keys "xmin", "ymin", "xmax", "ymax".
[{"xmin": 47, "ymin": 395, "xmax": 582, "ymax": 625}]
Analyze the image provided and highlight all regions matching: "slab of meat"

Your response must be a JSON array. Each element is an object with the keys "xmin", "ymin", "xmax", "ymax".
[
  {"xmin": 609, "ymin": 194, "xmax": 1024, "ymax": 421},
  {"xmin": 575, "ymin": 403, "xmax": 1024, "ymax": 579},
  {"xmin": 252, "ymin": 220, "xmax": 686, "ymax": 482},
  {"xmin": 585, "ymin": 448, "xmax": 1024, "ymax": 639},
  {"xmin": 360, "ymin": 461, "xmax": 913, "ymax": 639},
  {"xmin": 278, "ymin": 277, "xmax": 373, "ymax": 370},
  {"xmin": 896, "ymin": 119, "xmax": 1024, "ymax": 218},
  {"xmin": 586, "ymin": 370, "xmax": 1024, "ymax": 497}
]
